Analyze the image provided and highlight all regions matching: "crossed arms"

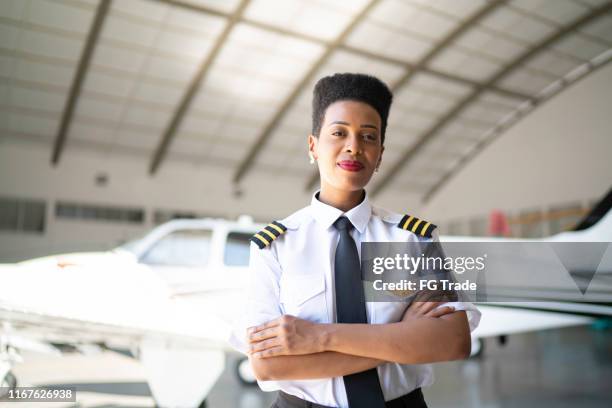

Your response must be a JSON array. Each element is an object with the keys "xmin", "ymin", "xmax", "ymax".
[{"xmin": 247, "ymin": 298, "xmax": 471, "ymax": 381}]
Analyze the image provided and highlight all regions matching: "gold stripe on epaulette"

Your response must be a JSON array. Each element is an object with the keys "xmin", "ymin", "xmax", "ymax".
[
  {"xmin": 268, "ymin": 223, "xmax": 284, "ymax": 234},
  {"xmin": 261, "ymin": 228, "xmax": 276, "ymax": 241},
  {"xmin": 397, "ymin": 214, "xmax": 436, "ymax": 238},
  {"xmin": 402, "ymin": 215, "xmax": 414, "ymax": 230},
  {"xmin": 419, "ymin": 221, "xmax": 431, "ymax": 236},
  {"xmin": 251, "ymin": 221, "xmax": 288, "ymax": 249}
]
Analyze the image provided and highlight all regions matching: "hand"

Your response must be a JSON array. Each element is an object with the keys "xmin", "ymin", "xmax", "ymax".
[
  {"xmin": 402, "ymin": 291, "xmax": 456, "ymax": 322},
  {"xmin": 247, "ymin": 315, "xmax": 324, "ymax": 358}
]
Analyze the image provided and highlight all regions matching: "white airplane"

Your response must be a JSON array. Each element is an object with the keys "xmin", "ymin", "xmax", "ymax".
[
  {"xmin": 0, "ymin": 215, "xmax": 263, "ymax": 407},
  {"xmin": 0, "ymin": 191, "xmax": 610, "ymax": 407}
]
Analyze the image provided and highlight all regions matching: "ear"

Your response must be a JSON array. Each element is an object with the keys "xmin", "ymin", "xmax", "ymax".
[
  {"xmin": 376, "ymin": 145, "xmax": 384, "ymax": 169},
  {"xmin": 307, "ymin": 134, "xmax": 318, "ymax": 159}
]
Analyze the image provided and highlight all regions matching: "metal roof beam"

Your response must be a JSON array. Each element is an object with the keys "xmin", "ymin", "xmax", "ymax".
[
  {"xmin": 148, "ymin": 0, "xmax": 251, "ymax": 175},
  {"xmin": 338, "ymin": 45, "xmax": 531, "ymax": 101},
  {"xmin": 392, "ymin": 0, "xmax": 508, "ymax": 92},
  {"xmin": 306, "ymin": 0, "xmax": 509, "ymax": 191},
  {"xmin": 154, "ymin": 0, "xmax": 530, "ymax": 100},
  {"xmin": 151, "ymin": 0, "xmax": 530, "ymax": 187},
  {"xmin": 51, "ymin": 0, "xmax": 111, "ymax": 165},
  {"xmin": 371, "ymin": 1, "xmax": 612, "ymax": 199},
  {"xmin": 232, "ymin": 0, "xmax": 382, "ymax": 185},
  {"xmin": 424, "ymin": 49, "xmax": 612, "ymax": 203}
]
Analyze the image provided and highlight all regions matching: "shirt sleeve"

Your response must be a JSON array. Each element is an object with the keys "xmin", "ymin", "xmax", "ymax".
[
  {"xmin": 435, "ymin": 300, "xmax": 481, "ymax": 332},
  {"xmin": 428, "ymin": 230, "xmax": 482, "ymax": 333},
  {"xmin": 228, "ymin": 241, "xmax": 284, "ymax": 354}
]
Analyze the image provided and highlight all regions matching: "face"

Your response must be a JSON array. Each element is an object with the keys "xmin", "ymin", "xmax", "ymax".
[{"xmin": 308, "ymin": 100, "xmax": 384, "ymax": 193}]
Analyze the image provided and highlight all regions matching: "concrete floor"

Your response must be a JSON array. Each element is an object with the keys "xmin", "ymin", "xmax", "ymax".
[{"xmin": 6, "ymin": 324, "xmax": 612, "ymax": 408}]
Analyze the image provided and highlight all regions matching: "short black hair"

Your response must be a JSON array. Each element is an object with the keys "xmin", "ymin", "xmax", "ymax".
[{"xmin": 311, "ymin": 73, "xmax": 393, "ymax": 145}]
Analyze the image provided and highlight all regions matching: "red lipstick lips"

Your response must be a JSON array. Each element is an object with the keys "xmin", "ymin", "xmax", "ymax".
[{"xmin": 338, "ymin": 160, "xmax": 364, "ymax": 171}]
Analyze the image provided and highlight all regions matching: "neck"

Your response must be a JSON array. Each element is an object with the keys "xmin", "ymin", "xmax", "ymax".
[{"xmin": 318, "ymin": 185, "xmax": 365, "ymax": 212}]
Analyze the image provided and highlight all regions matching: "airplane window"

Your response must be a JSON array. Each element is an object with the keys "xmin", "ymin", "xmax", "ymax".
[
  {"xmin": 224, "ymin": 232, "xmax": 251, "ymax": 266},
  {"xmin": 140, "ymin": 229, "xmax": 212, "ymax": 267}
]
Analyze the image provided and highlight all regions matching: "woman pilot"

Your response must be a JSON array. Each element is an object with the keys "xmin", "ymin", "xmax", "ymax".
[{"xmin": 230, "ymin": 73, "xmax": 481, "ymax": 408}]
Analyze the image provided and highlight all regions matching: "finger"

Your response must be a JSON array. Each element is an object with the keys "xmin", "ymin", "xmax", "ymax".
[
  {"xmin": 404, "ymin": 299, "xmax": 435, "ymax": 316},
  {"xmin": 249, "ymin": 338, "xmax": 280, "ymax": 353},
  {"xmin": 252, "ymin": 346, "xmax": 285, "ymax": 359},
  {"xmin": 411, "ymin": 297, "xmax": 434, "ymax": 310},
  {"xmin": 248, "ymin": 327, "xmax": 278, "ymax": 343},
  {"xmin": 417, "ymin": 290, "xmax": 444, "ymax": 303},
  {"xmin": 247, "ymin": 318, "xmax": 281, "ymax": 336},
  {"xmin": 426, "ymin": 306, "xmax": 455, "ymax": 318},
  {"xmin": 420, "ymin": 300, "xmax": 443, "ymax": 312},
  {"xmin": 412, "ymin": 300, "xmax": 442, "ymax": 314},
  {"xmin": 414, "ymin": 289, "xmax": 436, "ymax": 301},
  {"xmin": 406, "ymin": 302, "xmax": 426, "ymax": 314},
  {"xmin": 428, "ymin": 306, "xmax": 454, "ymax": 317}
]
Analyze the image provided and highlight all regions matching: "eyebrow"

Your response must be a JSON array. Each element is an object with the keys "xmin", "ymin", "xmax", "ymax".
[{"xmin": 329, "ymin": 121, "xmax": 378, "ymax": 130}]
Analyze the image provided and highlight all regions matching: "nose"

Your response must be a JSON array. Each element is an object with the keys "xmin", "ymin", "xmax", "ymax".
[{"xmin": 345, "ymin": 133, "xmax": 363, "ymax": 156}]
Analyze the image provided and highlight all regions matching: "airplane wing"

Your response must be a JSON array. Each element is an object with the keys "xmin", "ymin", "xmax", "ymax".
[
  {"xmin": 472, "ymin": 304, "xmax": 594, "ymax": 339},
  {"xmin": 0, "ymin": 261, "xmax": 242, "ymax": 408},
  {"xmin": 0, "ymin": 261, "xmax": 238, "ymax": 349},
  {"xmin": 0, "ymin": 303, "xmax": 227, "ymax": 350}
]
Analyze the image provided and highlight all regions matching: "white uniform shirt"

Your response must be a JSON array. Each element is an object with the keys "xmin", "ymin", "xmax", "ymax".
[{"xmin": 230, "ymin": 191, "xmax": 481, "ymax": 408}]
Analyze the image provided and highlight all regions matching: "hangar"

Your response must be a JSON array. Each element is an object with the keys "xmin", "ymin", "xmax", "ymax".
[{"xmin": 1, "ymin": 0, "xmax": 611, "ymax": 407}]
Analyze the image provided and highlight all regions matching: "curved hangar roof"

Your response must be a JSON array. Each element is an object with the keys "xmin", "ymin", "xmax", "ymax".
[{"xmin": 1, "ymin": 0, "xmax": 611, "ymax": 202}]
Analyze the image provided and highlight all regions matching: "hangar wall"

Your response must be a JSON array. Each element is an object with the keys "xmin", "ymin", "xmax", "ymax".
[
  {"xmin": 1, "ymin": 63, "xmax": 611, "ymax": 261},
  {"xmin": 420, "ymin": 61, "xmax": 612, "ymax": 231},
  {"xmin": 0, "ymin": 143, "xmax": 313, "ymax": 261}
]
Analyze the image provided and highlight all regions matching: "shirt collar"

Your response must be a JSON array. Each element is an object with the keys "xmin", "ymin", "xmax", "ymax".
[{"xmin": 309, "ymin": 190, "xmax": 372, "ymax": 234}]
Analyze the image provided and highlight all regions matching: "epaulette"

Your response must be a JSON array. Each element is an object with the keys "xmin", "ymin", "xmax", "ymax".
[
  {"xmin": 250, "ymin": 221, "xmax": 288, "ymax": 249},
  {"xmin": 397, "ymin": 214, "xmax": 436, "ymax": 238}
]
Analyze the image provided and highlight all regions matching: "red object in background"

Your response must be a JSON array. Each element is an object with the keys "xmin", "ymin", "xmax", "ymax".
[{"xmin": 489, "ymin": 209, "xmax": 510, "ymax": 237}]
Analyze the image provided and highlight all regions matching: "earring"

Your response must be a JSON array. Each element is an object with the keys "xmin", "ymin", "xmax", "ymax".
[{"xmin": 309, "ymin": 152, "xmax": 315, "ymax": 164}]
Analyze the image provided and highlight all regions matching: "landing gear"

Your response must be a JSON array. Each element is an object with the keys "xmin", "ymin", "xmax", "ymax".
[
  {"xmin": 1, "ymin": 336, "xmax": 21, "ymax": 399},
  {"xmin": 470, "ymin": 338, "xmax": 484, "ymax": 358},
  {"xmin": 0, "ymin": 371, "xmax": 17, "ymax": 399},
  {"xmin": 155, "ymin": 399, "xmax": 206, "ymax": 408},
  {"xmin": 235, "ymin": 357, "xmax": 257, "ymax": 386}
]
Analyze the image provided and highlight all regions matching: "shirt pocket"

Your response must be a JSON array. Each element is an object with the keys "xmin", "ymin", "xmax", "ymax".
[{"xmin": 279, "ymin": 273, "xmax": 328, "ymax": 323}]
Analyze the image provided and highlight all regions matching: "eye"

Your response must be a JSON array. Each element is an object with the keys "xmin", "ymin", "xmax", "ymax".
[
  {"xmin": 331, "ymin": 130, "xmax": 345, "ymax": 137},
  {"xmin": 363, "ymin": 133, "xmax": 378, "ymax": 142}
]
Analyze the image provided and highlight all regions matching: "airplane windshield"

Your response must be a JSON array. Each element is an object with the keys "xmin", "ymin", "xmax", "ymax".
[{"xmin": 140, "ymin": 229, "xmax": 213, "ymax": 267}]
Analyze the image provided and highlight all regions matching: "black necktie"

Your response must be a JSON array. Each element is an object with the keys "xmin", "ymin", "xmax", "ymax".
[{"xmin": 333, "ymin": 216, "xmax": 386, "ymax": 408}]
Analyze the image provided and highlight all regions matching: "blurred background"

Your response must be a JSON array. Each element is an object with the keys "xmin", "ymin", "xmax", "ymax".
[{"xmin": 0, "ymin": 0, "xmax": 611, "ymax": 407}]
